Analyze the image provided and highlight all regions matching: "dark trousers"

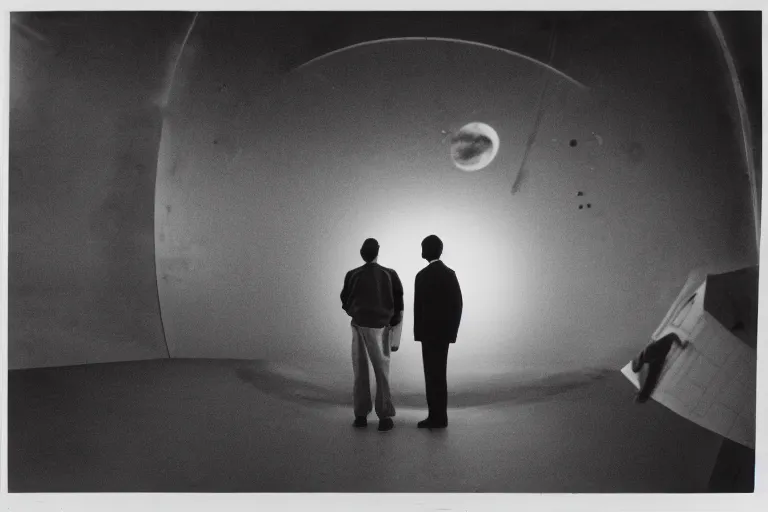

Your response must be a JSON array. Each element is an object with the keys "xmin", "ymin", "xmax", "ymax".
[
  {"xmin": 421, "ymin": 342, "xmax": 450, "ymax": 424},
  {"xmin": 635, "ymin": 335, "xmax": 677, "ymax": 402},
  {"xmin": 637, "ymin": 360, "xmax": 665, "ymax": 402}
]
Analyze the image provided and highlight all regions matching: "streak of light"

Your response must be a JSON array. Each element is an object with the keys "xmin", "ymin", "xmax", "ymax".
[
  {"xmin": 11, "ymin": 19, "xmax": 49, "ymax": 43},
  {"xmin": 511, "ymin": 23, "xmax": 559, "ymax": 195},
  {"xmin": 292, "ymin": 36, "xmax": 589, "ymax": 91},
  {"xmin": 158, "ymin": 12, "xmax": 199, "ymax": 109},
  {"xmin": 707, "ymin": 12, "xmax": 760, "ymax": 255}
]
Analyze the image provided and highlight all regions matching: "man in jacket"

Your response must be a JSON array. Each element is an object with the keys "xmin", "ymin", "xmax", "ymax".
[
  {"xmin": 631, "ymin": 332, "xmax": 690, "ymax": 403},
  {"xmin": 340, "ymin": 238, "xmax": 404, "ymax": 432},
  {"xmin": 414, "ymin": 235, "xmax": 463, "ymax": 429}
]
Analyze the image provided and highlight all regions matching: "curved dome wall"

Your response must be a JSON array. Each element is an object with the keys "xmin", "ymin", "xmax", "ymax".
[
  {"xmin": 8, "ymin": 13, "xmax": 190, "ymax": 369},
  {"xmin": 153, "ymin": 12, "xmax": 757, "ymax": 391}
]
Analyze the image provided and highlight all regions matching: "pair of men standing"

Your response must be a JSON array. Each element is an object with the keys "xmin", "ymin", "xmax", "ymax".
[{"xmin": 340, "ymin": 235, "xmax": 463, "ymax": 432}]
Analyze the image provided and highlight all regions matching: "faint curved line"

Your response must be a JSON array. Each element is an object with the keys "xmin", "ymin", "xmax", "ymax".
[
  {"xmin": 707, "ymin": 12, "xmax": 759, "ymax": 254},
  {"xmin": 292, "ymin": 37, "xmax": 589, "ymax": 90},
  {"xmin": 155, "ymin": 12, "xmax": 199, "ymax": 356},
  {"xmin": 11, "ymin": 18, "xmax": 49, "ymax": 43},
  {"xmin": 159, "ymin": 12, "xmax": 199, "ymax": 108}
]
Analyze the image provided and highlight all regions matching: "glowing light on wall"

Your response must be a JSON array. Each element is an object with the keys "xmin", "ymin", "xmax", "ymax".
[{"xmin": 321, "ymin": 188, "xmax": 531, "ymax": 384}]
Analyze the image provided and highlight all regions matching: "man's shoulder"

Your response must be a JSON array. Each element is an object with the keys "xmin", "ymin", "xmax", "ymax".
[
  {"xmin": 416, "ymin": 265, "xmax": 437, "ymax": 284},
  {"xmin": 369, "ymin": 263, "xmax": 390, "ymax": 275},
  {"xmin": 381, "ymin": 265, "xmax": 401, "ymax": 278},
  {"xmin": 346, "ymin": 264, "xmax": 367, "ymax": 277},
  {"xmin": 354, "ymin": 263, "xmax": 396, "ymax": 281},
  {"xmin": 436, "ymin": 261, "xmax": 456, "ymax": 275},
  {"xmin": 427, "ymin": 260, "xmax": 452, "ymax": 273},
  {"xmin": 432, "ymin": 263, "xmax": 458, "ymax": 284}
]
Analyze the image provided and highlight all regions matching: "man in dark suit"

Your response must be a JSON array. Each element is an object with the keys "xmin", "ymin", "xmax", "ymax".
[
  {"xmin": 414, "ymin": 235, "xmax": 463, "ymax": 429},
  {"xmin": 340, "ymin": 238, "xmax": 404, "ymax": 432},
  {"xmin": 631, "ymin": 332, "xmax": 690, "ymax": 403}
]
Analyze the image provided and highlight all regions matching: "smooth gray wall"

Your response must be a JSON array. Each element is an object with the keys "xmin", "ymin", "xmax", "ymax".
[
  {"xmin": 155, "ymin": 13, "xmax": 757, "ymax": 392},
  {"xmin": 8, "ymin": 13, "xmax": 188, "ymax": 369},
  {"xmin": 8, "ymin": 13, "xmax": 758, "ymax": 381}
]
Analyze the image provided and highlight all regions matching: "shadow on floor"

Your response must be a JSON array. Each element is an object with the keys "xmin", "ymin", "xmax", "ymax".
[
  {"xmin": 7, "ymin": 358, "xmax": 731, "ymax": 492},
  {"xmin": 232, "ymin": 359, "xmax": 615, "ymax": 408}
]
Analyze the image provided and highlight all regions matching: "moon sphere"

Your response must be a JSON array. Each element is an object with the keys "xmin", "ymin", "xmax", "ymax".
[{"xmin": 450, "ymin": 122, "xmax": 500, "ymax": 172}]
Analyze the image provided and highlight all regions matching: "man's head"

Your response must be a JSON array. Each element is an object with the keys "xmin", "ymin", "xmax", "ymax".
[
  {"xmin": 360, "ymin": 238, "xmax": 380, "ymax": 263},
  {"xmin": 421, "ymin": 234, "xmax": 443, "ymax": 261}
]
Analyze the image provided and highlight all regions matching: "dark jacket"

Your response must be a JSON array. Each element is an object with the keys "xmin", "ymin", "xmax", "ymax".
[
  {"xmin": 341, "ymin": 262, "xmax": 404, "ymax": 328},
  {"xmin": 633, "ymin": 332, "xmax": 684, "ymax": 370},
  {"xmin": 414, "ymin": 260, "xmax": 463, "ymax": 343},
  {"xmin": 633, "ymin": 332, "xmax": 684, "ymax": 402}
]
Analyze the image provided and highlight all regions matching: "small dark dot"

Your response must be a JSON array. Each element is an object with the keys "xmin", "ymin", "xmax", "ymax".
[
  {"xmin": 579, "ymin": 205, "xmax": 583, "ymax": 209},
  {"xmin": 587, "ymin": 203, "xmax": 592, "ymax": 208},
  {"xmin": 569, "ymin": 139, "xmax": 578, "ymax": 147},
  {"xmin": 576, "ymin": 191, "xmax": 584, "ymax": 196},
  {"xmin": 213, "ymin": 139, "xmax": 219, "ymax": 145}
]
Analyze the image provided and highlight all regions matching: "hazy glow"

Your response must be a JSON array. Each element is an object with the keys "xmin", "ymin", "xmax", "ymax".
[
  {"xmin": 152, "ymin": 31, "xmax": 757, "ymax": 393},
  {"xmin": 321, "ymin": 195, "xmax": 530, "ymax": 384}
]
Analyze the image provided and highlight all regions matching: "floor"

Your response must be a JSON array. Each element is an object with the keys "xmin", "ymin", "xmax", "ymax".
[{"xmin": 8, "ymin": 358, "xmax": 726, "ymax": 492}]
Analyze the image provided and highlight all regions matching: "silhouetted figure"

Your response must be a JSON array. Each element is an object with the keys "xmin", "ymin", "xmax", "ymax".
[
  {"xmin": 414, "ymin": 235, "xmax": 463, "ymax": 429},
  {"xmin": 631, "ymin": 332, "xmax": 690, "ymax": 403},
  {"xmin": 340, "ymin": 238, "xmax": 404, "ymax": 432}
]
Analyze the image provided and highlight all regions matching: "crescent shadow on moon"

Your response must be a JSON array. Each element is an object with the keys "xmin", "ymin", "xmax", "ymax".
[
  {"xmin": 452, "ymin": 122, "xmax": 500, "ymax": 171},
  {"xmin": 291, "ymin": 37, "xmax": 589, "ymax": 91}
]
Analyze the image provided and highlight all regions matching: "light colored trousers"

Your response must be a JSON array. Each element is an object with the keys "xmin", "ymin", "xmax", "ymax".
[{"xmin": 351, "ymin": 322, "xmax": 399, "ymax": 419}]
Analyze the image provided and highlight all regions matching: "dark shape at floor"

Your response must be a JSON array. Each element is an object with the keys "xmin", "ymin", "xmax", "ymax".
[{"xmin": 707, "ymin": 438, "xmax": 755, "ymax": 492}]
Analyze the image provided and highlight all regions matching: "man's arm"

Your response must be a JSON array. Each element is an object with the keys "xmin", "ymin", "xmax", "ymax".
[
  {"xmin": 671, "ymin": 333, "xmax": 691, "ymax": 349},
  {"xmin": 657, "ymin": 332, "xmax": 691, "ymax": 351},
  {"xmin": 449, "ymin": 271, "xmax": 463, "ymax": 335},
  {"xmin": 413, "ymin": 273, "xmax": 423, "ymax": 340},
  {"xmin": 340, "ymin": 271, "xmax": 352, "ymax": 314},
  {"xmin": 389, "ymin": 270, "xmax": 404, "ymax": 326}
]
